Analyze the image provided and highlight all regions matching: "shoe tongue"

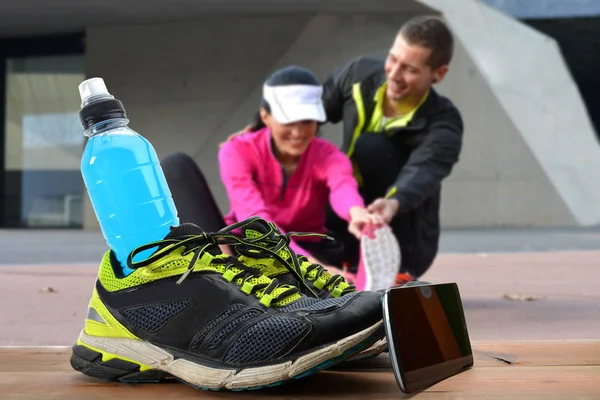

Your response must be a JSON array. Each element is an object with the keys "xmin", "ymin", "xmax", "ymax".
[
  {"xmin": 243, "ymin": 219, "xmax": 294, "ymax": 259},
  {"xmin": 237, "ymin": 218, "xmax": 352, "ymax": 296},
  {"xmin": 165, "ymin": 223, "xmax": 205, "ymax": 240},
  {"xmin": 243, "ymin": 219, "xmax": 277, "ymax": 240},
  {"xmin": 238, "ymin": 219, "xmax": 296, "ymax": 271}
]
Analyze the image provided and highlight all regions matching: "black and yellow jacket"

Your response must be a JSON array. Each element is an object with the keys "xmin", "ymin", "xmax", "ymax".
[{"xmin": 322, "ymin": 56, "xmax": 464, "ymax": 273}]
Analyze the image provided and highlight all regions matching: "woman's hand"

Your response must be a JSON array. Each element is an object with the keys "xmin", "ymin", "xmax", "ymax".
[{"xmin": 347, "ymin": 206, "xmax": 384, "ymax": 239}]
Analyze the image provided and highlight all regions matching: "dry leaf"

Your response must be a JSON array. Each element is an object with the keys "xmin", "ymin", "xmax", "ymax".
[{"xmin": 503, "ymin": 292, "xmax": 543, "ymax": 301}]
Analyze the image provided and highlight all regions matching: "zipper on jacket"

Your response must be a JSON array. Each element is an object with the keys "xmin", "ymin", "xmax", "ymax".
[{"xmin": 280, "ymin": 164, "xmax": 288, "ymax": 200}]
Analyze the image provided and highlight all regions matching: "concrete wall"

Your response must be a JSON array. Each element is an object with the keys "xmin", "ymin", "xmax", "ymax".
[
  {"xmin": 432, "ymin": 37, "xmax": 576, "ymax": 227},
  {"xmin": 83, "ymin": 4, "xmax": 600, "ymax": 229},
  {"xmin": 424, "ymin": 0, "xmax": 600, "ymax": 226}
]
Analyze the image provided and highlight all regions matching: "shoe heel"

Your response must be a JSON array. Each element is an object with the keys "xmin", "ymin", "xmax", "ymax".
[{"xmin": 70, "ymin": 344, "xmax": 171, "ymax": 383}]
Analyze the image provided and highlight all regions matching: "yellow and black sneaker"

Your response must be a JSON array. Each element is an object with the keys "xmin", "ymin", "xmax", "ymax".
[
  {"xmin": 217, "ymin": 217, "xmax": 390, "ymax": 362},
  {"xmin": 218, "ymin": 217, "xmax": 355, "ymax": 300},
  {"xmin": 70, "ymin": 223, "xmax": 383, "ymax": 391}
]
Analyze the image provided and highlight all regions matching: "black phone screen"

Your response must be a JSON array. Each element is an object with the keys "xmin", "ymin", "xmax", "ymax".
[{"xmin": 383, "ymin": 283, "xmax": 474, "ymax": 393}]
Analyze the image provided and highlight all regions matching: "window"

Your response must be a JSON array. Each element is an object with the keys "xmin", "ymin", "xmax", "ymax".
[{"xmin": 1, "ymin": 35, "xmax": 85, "ymax": 228}]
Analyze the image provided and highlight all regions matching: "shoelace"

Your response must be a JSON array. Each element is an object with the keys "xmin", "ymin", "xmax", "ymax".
[
  {"xmin": 126, "ymin": 232, "xmax": 299, "ymax": 306},
  {"xmin": 217, "ymin": 218, "xmax": 356, "ymax": 297}
]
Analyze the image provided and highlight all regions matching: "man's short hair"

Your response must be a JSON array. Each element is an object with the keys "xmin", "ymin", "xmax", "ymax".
[{"xmin": 398, "ymin": 15, "xmax": 454, "ymax": 69}]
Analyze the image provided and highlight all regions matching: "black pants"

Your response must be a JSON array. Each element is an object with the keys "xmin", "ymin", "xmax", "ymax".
[
  {"xmin": 325, "ymin": 132, "xmax": 439, "ymax": 278},
  {"xmin": 161, "ymin": 152, "xmax": 345, "ymax": 267},
  {"xmin": 161, "ymin": 152, "xmax": 226, "ymax": 233}
]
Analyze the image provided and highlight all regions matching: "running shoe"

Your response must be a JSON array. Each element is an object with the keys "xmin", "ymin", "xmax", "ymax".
[
  {"xmin": 218, "ymin": 217, "xmax": 356, "ymax": 299},
  {"xmin": 216, "ymin": 217, "xmax": 388, "ymax": 362},
  {"xmin": 70, "ymin": 223, "xmax": 384, "ymax": 391},
  {"xmin": 394, "ymin": 272, "xmax": 416, "ymax": 286},
  {"xmin": 354, "ymin": 223, "xmax": 401, "ymax": 292}
]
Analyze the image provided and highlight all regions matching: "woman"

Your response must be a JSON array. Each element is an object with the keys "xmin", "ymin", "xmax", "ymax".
[{"xmin": 161, "ymin": 65, "xmax": 379, "ymax": 271}]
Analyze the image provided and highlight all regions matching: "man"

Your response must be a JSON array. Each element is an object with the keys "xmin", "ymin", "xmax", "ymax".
[{"xmin": 322, "ymin": 15, "xmax": 464, "ymax": 284}]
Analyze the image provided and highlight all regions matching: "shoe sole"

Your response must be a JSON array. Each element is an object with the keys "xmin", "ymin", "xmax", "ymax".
[
  {"xmin": 71, "ymin": 320, "xmax": 382, "ymax": 391},
  {"xmin": 359, "ymin": 225, "xmax": 401, "ymax": 291},
  {"xmin": 344, "ymin": 337, "xmax": 388, "ymax": 362}
]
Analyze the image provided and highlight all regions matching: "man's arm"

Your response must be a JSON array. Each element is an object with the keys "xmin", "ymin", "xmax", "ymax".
[{"xmin": 386, "ymin": 108, "xmax": 464, "ymax": 212}]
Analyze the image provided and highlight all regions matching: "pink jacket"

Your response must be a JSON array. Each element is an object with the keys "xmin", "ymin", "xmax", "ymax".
[{"xmin": 218, "ymin": 127, "xmax": 365, "ymax": 256}]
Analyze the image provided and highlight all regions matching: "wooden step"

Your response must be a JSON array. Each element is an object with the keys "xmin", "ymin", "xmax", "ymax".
[{"xmin": 2, "ymin": 340, "xmax": 599, "ymax": 399}]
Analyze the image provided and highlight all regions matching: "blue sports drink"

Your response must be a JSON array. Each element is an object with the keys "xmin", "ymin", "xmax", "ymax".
[{"xmin": 78, "ymin": 78, "xmax": 179, "ymax": 275}]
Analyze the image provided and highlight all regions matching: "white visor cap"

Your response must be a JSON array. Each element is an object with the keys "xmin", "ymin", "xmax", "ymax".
[{"xmin": 262, "ymin": 84, "xmax": 327, "ymax": 124}]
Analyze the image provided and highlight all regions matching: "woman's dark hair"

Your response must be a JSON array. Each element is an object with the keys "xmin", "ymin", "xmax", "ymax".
[{"xmin": 246, "ymin": 65, "xmax": 321, "ymax": 132}]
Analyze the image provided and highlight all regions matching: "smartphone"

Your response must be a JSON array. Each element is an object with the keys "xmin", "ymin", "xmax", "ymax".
[{"xmin": 382, "ymin": 283, "xmax": 474, "ymax": 394}]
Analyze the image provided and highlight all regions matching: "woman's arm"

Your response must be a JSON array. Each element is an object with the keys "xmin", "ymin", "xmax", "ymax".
[
  {"xmin": 319, "ymin": 143, "xmax": 366, "ymax": 221},
  {"xmin": 219, "ymin": 140, "xmax": 276, "ymax": 223},
  {"xmin": 320, "ymin": 142, "xmax": 382, "ymax": 238}
]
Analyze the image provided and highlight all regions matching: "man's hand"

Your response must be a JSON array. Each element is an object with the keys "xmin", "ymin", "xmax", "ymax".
[
  {"xmin": 347, "ymin": 206, "xmax": 384, "ymax": 239},
  {"xmin": 218, "ymin": 124, "xmax": 254, "ymax": 148},
  {"xmin": 367, "ymin": 198, "xmax": 400, "ymax": 224}
]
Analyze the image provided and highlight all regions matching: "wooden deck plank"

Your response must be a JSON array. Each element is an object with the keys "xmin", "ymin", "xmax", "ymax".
[
  {"xmin": 1, "ymin": 341, "xmax": 600, "ymax": 399},
  {"xmin": 3, "ymin": 367, "xmax": 600, "ymax": 400},
  {"xmin": 3, "ymin": 340, "xmax": 599, "ymax": 372},
  {"xmin": 332, "ymin": 339, "xmax": 600, "ymax": 371}
]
